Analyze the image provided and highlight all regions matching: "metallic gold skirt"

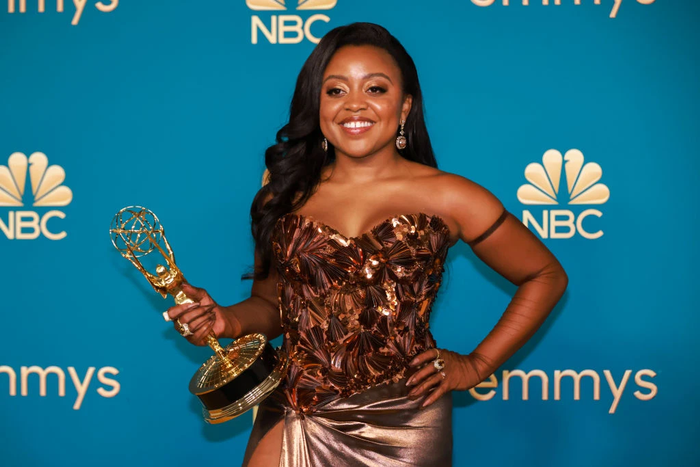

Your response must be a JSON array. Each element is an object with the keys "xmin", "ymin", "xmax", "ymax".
[{"xmin": 241, "ymin": 373, "xmax": 453, "ymax": 466}]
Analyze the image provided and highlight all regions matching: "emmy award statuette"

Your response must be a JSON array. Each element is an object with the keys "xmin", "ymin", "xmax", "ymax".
[{"xmin": 109, "ymin": 206, "xmax": 288, "ymax": 424}]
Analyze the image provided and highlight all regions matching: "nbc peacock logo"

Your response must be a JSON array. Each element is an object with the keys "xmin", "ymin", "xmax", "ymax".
[
  {"xmin": 248, "ymin": 0, "xmax": 336, "ymax": 44},
  {"xmin": 0, "ymin": 152, "xmax": 72, "ymax": 240},
  {"xmin": 517, "ymin": 149, "xmax": 610, "ymax": 240}
]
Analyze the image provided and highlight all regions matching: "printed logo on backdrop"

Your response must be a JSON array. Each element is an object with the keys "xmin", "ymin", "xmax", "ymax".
[
  {"xmin": 248, "ymin": 0, "xmax": 336, "ymax": 44},
  {"xmin": 517, "ymin": 149, "xmax": 610, "ymax": 240},
  {"xmin": 0, "ymin": 365, "xmax": 120, "ymax": 410},
  {"xmin": 5, "ymin": 0, "xmax": 119, "ymax": 26},
  {"xmin": 470, "ymin": 0, "xmax": 656, "ymax": 19},
  {"xmin": 0, "ymin": 152, "xmax": 72, "ymax": 240}
]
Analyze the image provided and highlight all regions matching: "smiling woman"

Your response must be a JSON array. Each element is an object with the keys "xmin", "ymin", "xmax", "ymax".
[{"xmin": 165, "ymin": 21, "xmax": 568, "ymax": 467}]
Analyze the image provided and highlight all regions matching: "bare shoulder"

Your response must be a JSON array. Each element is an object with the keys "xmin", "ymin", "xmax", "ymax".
[{"xmin": 424, "ymin": 169, "xmax": 506, "ymax": 244}]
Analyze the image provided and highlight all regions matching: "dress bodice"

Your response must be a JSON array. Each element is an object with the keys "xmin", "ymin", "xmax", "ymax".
[{"xmin": 271, "ymin": 211, "xmax": 453, "ymax": 415}]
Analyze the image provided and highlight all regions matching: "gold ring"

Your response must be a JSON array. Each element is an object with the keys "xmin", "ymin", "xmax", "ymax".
[{"xmin": 179, "ymin": 322, "xmax": 193, "ymax": 337}]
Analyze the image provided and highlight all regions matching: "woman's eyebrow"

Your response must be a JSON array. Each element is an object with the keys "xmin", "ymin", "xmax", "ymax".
[{"xmin": 323, "ymin": 73, "xmax": 393, "ymax": 84}]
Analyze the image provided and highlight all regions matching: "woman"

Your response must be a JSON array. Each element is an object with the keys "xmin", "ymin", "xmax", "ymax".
[{"xmin": 166, "ymin": 22, "xmax": 568, "ymax": 466}]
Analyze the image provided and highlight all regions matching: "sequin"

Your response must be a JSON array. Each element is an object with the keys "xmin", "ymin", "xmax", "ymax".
[{"xmin": 272, "ymin": 212, "xmax": 452, "ymax": 415}]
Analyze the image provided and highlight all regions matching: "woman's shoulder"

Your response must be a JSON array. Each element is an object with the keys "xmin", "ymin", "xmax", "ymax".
[
  {"xmin": 412, "ymin": 165, "xmax": 506, "ymax": 242},
  {"xmin": 410, "ymin": 163, "xmax": 494, "ymax": 199}
]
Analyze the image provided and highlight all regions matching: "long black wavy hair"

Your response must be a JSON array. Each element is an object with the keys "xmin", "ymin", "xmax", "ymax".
[{"xmin": 242, "ymin": 22, "xmax": 438, "ymax": 281}]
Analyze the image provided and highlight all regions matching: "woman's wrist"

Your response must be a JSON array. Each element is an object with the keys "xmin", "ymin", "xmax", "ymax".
[
  {"xmin": 456, "ymin": 351, "xmax": 494, "ymax": 391},
  {"xmin": 219, "ymin": 297, "xmax": 283, "ymax": 342},
  {"xmin": 220, "ymin": 304, "xmax": 243, "ymax": 339}
]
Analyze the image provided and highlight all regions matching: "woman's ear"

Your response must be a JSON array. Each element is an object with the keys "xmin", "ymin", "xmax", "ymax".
[{"xmin": 401, "ymin": 94, "xmax": 413, "ymax": 121}]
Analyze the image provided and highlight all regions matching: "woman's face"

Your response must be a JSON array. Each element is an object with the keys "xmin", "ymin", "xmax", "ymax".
[{"xmin": 319, "ymin": 45, "xmax": 412, "ymax": 159}]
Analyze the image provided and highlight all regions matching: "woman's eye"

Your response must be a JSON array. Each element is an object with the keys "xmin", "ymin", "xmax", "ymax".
[{"xmin": 325, "ymin": 86, "xmax": 385, "ymax": 96}]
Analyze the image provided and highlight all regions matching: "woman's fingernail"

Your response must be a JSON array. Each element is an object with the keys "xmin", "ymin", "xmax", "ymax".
[
  {"xmin": 409, "ymin": 358, "xmax": 417, "ymax": 366},
  {"xmin": 163, "ymin": 311, "xmax": 171, "ymax": 322},
  {"xmin": 405, "ymin": 378, "xmax": 413, "ymax": 387}
]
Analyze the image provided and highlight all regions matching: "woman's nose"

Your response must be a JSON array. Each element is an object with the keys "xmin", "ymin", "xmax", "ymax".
[{"xmin": 344, "ymin": 90, "xmax": 367, "ymax": 111}]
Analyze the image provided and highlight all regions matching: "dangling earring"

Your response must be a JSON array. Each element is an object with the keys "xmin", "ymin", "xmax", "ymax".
[
  {"xmin": 322, "ymin": 137, "xmax": 328, "ymax": 152},
  {"xmin": 395, "ymin": 120, "xmax": 407, "ymax": 150}
]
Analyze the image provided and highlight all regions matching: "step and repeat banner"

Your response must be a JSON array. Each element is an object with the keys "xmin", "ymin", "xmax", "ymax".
[{"xmin": 1, "ymin": 1, "xmax": 697, "ymax": 466}]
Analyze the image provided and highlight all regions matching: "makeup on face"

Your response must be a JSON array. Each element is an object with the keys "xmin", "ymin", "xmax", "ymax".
[{"xmin": 319, "ymin": 45, "xmax": 408, "ymax": 158}]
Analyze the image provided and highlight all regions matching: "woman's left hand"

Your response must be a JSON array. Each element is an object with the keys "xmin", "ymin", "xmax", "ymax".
[{"xmin": 405, "ymin": 348, "xmax": 482, "ymax": 408}]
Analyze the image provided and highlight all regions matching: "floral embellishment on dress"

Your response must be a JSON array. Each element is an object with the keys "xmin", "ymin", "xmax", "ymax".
[{"xmin": 272, "ymin": 212, "xmax": 452, "ymax": 414}]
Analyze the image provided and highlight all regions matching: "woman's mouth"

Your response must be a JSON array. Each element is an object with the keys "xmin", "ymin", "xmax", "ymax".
[{"xmin": 339, "ymin": 120, "xmax": 375, "ymax": 135}]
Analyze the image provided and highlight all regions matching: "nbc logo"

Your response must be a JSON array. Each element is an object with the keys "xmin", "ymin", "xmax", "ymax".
[
  {"xmin": 248, "ymin": 0, "xmax": 337, "ymax": 45},
  {"xmin": 0, "ymin": 152, "xmax": 72, "ymax": 240},
  {"xmin": 517, "ymin": 149, "xmax": 610, "ymax": 240}
]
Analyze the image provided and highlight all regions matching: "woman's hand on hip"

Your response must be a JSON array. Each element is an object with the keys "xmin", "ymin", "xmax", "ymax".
[{"xmin": 405, "ymin": 348, "xmax": 485, "ymax": 408}]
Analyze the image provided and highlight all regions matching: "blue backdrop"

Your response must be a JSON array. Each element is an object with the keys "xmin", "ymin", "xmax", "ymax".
[{"xmin": 1, "ymin": 1, "xmax": 698, "ymax": 466}]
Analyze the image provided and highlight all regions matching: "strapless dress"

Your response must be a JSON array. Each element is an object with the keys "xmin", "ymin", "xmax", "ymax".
[{"xmin": 242, "ymin": 212, "xmax": 454, "ymax": 466}]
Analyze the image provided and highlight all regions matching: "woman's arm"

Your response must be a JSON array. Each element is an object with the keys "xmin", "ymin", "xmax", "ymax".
[
  {"xmin": 459, "ymin": 209, "xmax": 568, "ymax": 383},
  {"xmin": 407, "ymin": 173, "xmax": 569, "ymax": 407}
]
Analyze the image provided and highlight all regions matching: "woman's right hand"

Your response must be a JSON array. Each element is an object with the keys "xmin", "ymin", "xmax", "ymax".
[{"xmin": 164, "ymin": 283, "xmax": 241, "ymax": 347}]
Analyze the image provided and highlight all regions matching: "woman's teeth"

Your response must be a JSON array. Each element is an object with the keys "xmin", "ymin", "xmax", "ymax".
[{"xmin": 341, "ymin": 121, "xmax": 374, "ymax": 128}]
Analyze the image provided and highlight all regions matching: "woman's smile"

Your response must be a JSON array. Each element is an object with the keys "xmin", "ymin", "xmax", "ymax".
[{"xmin": 338, "ymin": 116, "xmax": 376, "ymax": 135}]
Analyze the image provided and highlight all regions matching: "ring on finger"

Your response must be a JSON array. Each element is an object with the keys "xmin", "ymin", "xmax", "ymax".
[
  {"xmin": 433, "ymin": 358, "xmax": 445, "ymax": 372},
  {"xmin": 179, "ymin": 322, "xmax": 193, "ymax": 337},
  {"xmin": 175, "ymin": 319, "xmax": 190, "ymax": 336}
]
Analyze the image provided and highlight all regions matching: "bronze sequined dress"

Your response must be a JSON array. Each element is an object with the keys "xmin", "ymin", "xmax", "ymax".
[{"xmin": 242, "ymin": 212, "xmax": 455, "ymax": 466}]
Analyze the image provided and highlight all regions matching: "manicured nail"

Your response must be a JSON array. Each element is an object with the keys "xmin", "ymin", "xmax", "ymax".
[
  {"xmin": 162, "ymin": 311, "xmax": 171, "ymax": 322},
  {"xmin": 409, "ymin": 358, "xmax": 417, "ymax": 367}
]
